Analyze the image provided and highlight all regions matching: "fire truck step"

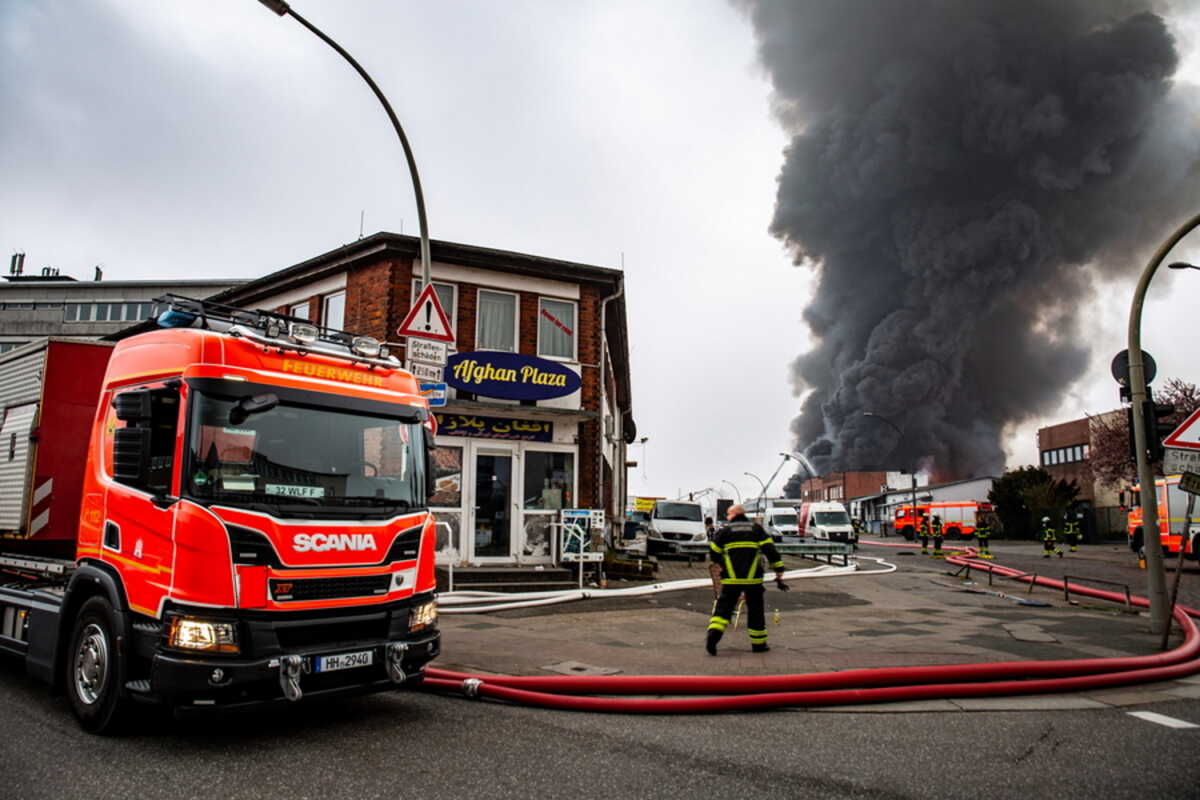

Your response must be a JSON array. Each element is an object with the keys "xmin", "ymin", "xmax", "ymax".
[{"xmin": 124, "ymin": 679, "xmax": 151, "ymax": 693}]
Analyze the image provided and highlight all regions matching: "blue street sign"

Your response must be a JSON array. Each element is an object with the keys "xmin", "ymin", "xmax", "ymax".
[{"xmin": 420, "ymin": 381, "xmax": 448, "ymax": 407}]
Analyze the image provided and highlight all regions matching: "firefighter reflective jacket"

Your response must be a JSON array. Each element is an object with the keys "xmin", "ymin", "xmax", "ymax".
[{"xmin": 710, "ymin": 519, "xmax": 785, "ymax": 585}]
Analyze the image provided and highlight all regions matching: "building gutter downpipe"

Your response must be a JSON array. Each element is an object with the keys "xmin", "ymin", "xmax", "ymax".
[{"xmin": 598, "ymin": 278, "xmax": 624, "ymax": 534}]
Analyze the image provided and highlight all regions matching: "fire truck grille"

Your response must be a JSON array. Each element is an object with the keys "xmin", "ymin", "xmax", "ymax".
[
  {"xmin": 274, "ymin": 616, "xmax": 391, "ymax": 650},
  {"xmin": 269, "ymin": 575, "xmax": 391, "ymax": 602}
]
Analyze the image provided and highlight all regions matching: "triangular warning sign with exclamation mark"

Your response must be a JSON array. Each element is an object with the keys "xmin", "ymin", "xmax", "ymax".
[{"xmin": 397, "ymin": 283, "xmax": 455, "ymax": 343}]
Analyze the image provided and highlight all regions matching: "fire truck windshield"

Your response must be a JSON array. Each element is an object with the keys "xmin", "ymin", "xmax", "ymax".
[{"xmin": 185, "ymin": 390, "xmax": 427, "ymax": 517}]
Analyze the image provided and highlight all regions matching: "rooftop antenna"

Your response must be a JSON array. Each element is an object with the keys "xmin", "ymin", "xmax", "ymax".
[{"xmin": 359, "ymin": 210, "xmax": 365, "ymax": 240}]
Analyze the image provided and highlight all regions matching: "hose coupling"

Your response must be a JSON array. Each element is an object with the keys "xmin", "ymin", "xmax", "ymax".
[{"xmin": 462, "ymin": 678, "xmax": 482, "ymax": 698}]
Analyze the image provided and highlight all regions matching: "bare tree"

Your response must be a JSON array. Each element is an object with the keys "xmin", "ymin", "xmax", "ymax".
[{"xmin": 1089, "ymin": 378, "xmax": 1200, "ymax": 490}]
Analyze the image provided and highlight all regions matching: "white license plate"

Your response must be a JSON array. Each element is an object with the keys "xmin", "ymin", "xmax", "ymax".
[{"xmin": 314, "ymin": 649, "xmax": 374, "ymax": 673}]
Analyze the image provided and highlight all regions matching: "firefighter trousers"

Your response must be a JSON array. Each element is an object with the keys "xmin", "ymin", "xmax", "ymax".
[{"xmin": 708, "ymin": 584, "xmax": 767, "ymax": 646}]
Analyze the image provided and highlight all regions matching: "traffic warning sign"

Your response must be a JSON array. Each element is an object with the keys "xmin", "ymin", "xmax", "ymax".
[
  {"xmin": 1163, "ymin": 407, "xmax": 1200, "ymax": 451},
  {"xmin": 398, "ymin": 284, "xmax": 454, "ymax": 343}
]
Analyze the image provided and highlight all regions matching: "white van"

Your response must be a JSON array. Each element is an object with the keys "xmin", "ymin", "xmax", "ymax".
[
  {"xmin": 647, "ymin": 500, "xmax": 708, "ymax": 555},
  {"xmin": 798, "ymin": 501, "xmax": 856, "ymax": 544},
  {"xmin": 765, "ymin": 506, "xmax": 800, "ymax": 542}
]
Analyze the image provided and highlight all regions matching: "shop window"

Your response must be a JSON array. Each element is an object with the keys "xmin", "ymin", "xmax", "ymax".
[
  {"xmin": 523, "ymin": 451, "xmax": 574, "ymax": 510},
  {"xmin": 430, "ymin": 445, "xmax": 463, "ymax": 507},
  {"xmin": 477, "ymin": 290, "xmax": 516, "ymax": 352},
  {"xmin": 322, "ymin": 291, "xmax": 346, "ymax": 330},
  {"xmin": 537, "ymin": 298, "xmax": 576, "ymax": 360}
]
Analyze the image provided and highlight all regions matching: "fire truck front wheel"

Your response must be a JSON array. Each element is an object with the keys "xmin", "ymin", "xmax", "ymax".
[
  {"xmin": 67, "ymin": 596, "xmax": 132, "ymax": 735},
  {"xmin": 901, "ymin": 526, "xmax": 915, "ymax": 541}
]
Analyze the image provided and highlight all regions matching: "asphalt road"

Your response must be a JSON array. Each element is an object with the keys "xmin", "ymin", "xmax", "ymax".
[
  {"xmin": 2, "ymin": 655, "xmax": 1198, "ymax": 799},
  {"xmin": 3, "ymin": 541, "xmax": 1198, "ymax": 799}
]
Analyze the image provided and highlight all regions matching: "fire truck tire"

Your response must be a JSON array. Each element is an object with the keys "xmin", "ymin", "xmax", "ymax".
[
  {"xmin": 66, "ymin": 596, "xmax": 132, "ymax": 735},
  {"xmin": 946, "ymin": 527, "xmax": 962, "ymax": 539},
  {"xmin": 901, "ymin": 526, "xmax": 914, "ymax": 542}
]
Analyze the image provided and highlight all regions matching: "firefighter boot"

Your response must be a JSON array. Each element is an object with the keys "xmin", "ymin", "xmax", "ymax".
[
  {"xmin": 706, "ymin": 629, "xmax": 722, "ymax": 656},
  {"xmin": 752, "ymin": 643, "xmax": 770, "ymax": 653}
]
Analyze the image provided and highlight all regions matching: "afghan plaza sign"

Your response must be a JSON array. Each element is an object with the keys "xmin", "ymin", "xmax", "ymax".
[{"xmin": 444, "ymin": 351, "xmax": 581, "ymax": 401}]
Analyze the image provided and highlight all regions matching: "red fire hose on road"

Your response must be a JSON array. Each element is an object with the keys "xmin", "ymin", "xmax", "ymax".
[{"xmin": 421, "ymin": 546, "xmax": 1200, "ymax": 712}]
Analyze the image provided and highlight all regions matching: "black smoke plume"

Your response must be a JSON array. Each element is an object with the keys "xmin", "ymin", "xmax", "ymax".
[{"xmin": 738, "ymin": 0, "xmax": 1200, "ymax": 489}]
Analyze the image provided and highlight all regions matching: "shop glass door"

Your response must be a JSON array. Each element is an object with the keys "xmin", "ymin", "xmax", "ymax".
[{"xmin": 473, "ymin": 447, "xmax": 515, "ymax": 560}]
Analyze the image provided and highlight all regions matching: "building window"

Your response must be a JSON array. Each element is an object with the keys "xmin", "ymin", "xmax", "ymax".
[
  {"xmin": 538, "ymin": 298, "xmax": 576, "ymax": 360},
  {"xmin": 410, "ymin": 280, "xmax": 457, "ymax": 333},
  {"xmin": 322, "ymin": 291, "xmax": 346, "ymax": 330},
  {"xmin": 0, "ymin": 342, "xmax": 26, "ymax": 354},
  {"xmin": 477, "ymin": 290, "xmax": 517, "ymax": 352},
  {"xmin": 289, "ymin": 301, "xmax": 310, "ymax": 321},
  {"xmin": 523, "ymin": 451, "xmax": 574, "ymax": 510}
]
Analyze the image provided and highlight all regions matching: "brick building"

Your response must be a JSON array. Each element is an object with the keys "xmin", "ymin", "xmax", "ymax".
[
  {"xmin": 208, "ymin": 232, "xmax": 636, "ymax": 566},
  {"xmin": 1037, "ymin": 411, "xmax": 1124, "ymax": 538}
]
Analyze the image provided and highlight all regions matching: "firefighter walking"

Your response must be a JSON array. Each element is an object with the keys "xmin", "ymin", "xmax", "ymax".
[
  {"xmin": 1063, "ymin": 511, "xmax": 1082, "ymax": 552},
  {"xmin": 918, "ymin": 512, "xmax": 931, "ymax": 554},
  {"xmin": 975, "ymin": 515, "xmax": 995, "ymax": 559},
  {"xmin": 1041, "ymin": 515, "xmax": 1062, "ymax": 558},
  {"xmin": 707, "ymin": 503, "xmax": 787, "ymax": 655},
  {"xmin": 930, "ymin": 515, "xmax": 945, "ymax": 559}
]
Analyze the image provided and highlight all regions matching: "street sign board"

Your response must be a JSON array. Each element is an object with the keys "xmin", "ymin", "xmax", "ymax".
[
  {"xmin": 419, "ymin": 381, "xmax": 447, "ymax": 407},
  {"xmin": 397, "ymin": 284, "xmax": 454, "ymax": 343},
  {"xmin": 408, "ymin": 337, "xmax": 448, "ymax": 366},
  {"xmin": 1162, "ymin": 407, "xmax": 1200, "ymax": 450},
  {"xmin": 1179, "ymin": 472, "xmax": 1200, "ymax": 496},
  {"xmin": 1110, "ymin": 349, "xmax": 1157, "ymax": 386},
  {"xmin": 407, "ymin": 361, "xmax": 444, "ymax": 382},
  {"xmin": 1164, "ymin": 447, "xmax": 1200, "ymax": 476}
]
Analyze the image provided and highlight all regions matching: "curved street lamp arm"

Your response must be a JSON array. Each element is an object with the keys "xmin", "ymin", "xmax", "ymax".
[{"xmin": 259, "ymin": 0, "xmax": 433, "ymax": 289}]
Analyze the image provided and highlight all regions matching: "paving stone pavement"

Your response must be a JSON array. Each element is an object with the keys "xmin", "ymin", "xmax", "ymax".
[{"xmin": 434, "ymin": 540, "xmax": 1200, "ymax": 711}]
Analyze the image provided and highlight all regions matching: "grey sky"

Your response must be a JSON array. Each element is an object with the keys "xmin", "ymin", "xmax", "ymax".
[{"xmin": 2, "ymin": 0, "xmax": 1198, "ymax": 508}]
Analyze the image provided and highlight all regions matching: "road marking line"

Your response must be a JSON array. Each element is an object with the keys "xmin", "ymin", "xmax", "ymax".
[{"xmin": 1127, "ymin": 711, "xmax": 1199, "ymax": 729}]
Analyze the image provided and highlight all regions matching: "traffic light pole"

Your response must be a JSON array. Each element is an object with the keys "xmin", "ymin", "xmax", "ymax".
[{"xmin": 1128, "ymin": 213, "xmax": 1200, "ymax": 636}]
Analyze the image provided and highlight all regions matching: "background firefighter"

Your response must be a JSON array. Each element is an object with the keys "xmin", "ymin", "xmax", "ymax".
[
  {"xmin": 707, "ymin": 504, "xmax": 787, "ymax": 654},
  {"xmin": 1063, "ymin": 511, "xmax": 1083, "ymax": 552},
  {"xmin": 1041, "ymin": 516, "xmax": 1062, "ymax": 558},
  {"xmin": 930, "ymin": 515, "xmax": 945, "ymax": 559},
  {"xmin": 975, "ymin": 514, "xmax": 995, "ymax": 559}
]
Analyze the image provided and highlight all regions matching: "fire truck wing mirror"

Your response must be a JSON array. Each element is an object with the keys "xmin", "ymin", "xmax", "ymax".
[
  {"xmin": 229, "ymin": 393, "xmax": 279, "ymax": 426},
  {"xmin": 113, "ymin": 390, "xmax": 152, "ymax": 422},
  {"xmin": 113, "ymin": 427, "xmax": 151, "ymax": 483},
  {"xmin": 423, "ymin": 426, "xmax": 436, "ymax": 503}
]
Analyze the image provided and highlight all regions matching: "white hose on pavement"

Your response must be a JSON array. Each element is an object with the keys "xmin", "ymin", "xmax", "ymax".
[{"xmin": 438, "ymin": 557, "xmax": 897, "ymax": 614}]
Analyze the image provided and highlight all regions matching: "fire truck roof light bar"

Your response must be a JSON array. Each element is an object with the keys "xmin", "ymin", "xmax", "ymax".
[{"xmin": 153, "ymin": 294, "xmax": 401, "ymax": 370}]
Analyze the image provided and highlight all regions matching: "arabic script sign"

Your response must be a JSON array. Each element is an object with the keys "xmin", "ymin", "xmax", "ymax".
[
  {"xmin": 443, "ymin": 351, "xmax": 581, "ymax": 401},
  {"xmin": 433, "ymin": 413, "xmax": 553, "ymax": 442}
]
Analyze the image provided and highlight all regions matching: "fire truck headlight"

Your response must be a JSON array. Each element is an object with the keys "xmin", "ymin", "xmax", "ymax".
[
  {"xmin": 167, "ymin": 616, "xmax": 240, "ymax": 654},
  {"xmin": 409, "ymin": 601, "xmax": 437, "ymax": 632}
]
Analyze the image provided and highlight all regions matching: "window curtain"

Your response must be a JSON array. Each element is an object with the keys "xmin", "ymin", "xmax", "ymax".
[
  {"xmin": 539, "ymin": 299, "xmax": 574, "ymax": 358},
  {"xmin": 478, "ymin": 291, "xmax": 515, "ymax": 351}
]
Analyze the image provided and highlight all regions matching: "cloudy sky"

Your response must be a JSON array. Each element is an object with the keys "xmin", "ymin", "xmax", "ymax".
[{"xmin": 2, "ymin": 0, "xmax": 1198, "ymax": 507}]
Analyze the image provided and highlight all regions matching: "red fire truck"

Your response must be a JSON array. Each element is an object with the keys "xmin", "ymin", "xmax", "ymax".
[
  {"xmin": 893, "ymin": 501, "xmax": 993, "ymax": 541},
  {"xmin": 1126, "ymin": 475, "xmax": 1200, "ymax": 558},
  {"xmin": 0, "ymin": 296, "xmax": 440, "ymax": 733}
]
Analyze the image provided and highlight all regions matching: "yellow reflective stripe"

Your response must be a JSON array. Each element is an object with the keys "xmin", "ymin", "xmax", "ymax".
[
  {"xmin": 709, "ymin": 542, "xmax": 723, "ymax": 554},
  {"xmin": 758, "ymin": 538, "xmax": 774, "ymax": 546},
  {"xmin": 724, "ymin": 542, "xmax": 761, "ymax": 549},
  {"xmin": 747, "ymin": 628, "xmax": 767, "ymax": 636},
  {"xmin": 721, "ymin": 578, "xmax": 764, "ymax": 585},
  {"xmin": 770, "ymin": 560, "xmax": 785, "ymax": 569},
  {"xmin": 748, "ymin": 556, "xmax": 760, "ymax": 581},
  {"xmin": 749, "ymin": 635, "xmax": 768, "ymax": 644},
  {"xmin": 723, "ymin": 551, "xmax": 735, "ymax": 579}
]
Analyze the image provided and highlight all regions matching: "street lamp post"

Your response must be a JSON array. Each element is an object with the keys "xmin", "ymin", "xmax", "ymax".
[
  {"xmin": 258, "ymin": 0, "xmax": 434, "ymax": 291},
  {"xmin": 744, "ymin": 472, "xmax": 767, "ymax": 506},
  {"xmin": 863, "ymin": 412, "xmax": 919, "ymax": 537},
  {"xmin": 1127, "ymin": 214, "xmax": 1200, "ymax": 636},
  {"xmin": 721, "ymin": 481, "xmax": 742, "ymax": 504}
]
